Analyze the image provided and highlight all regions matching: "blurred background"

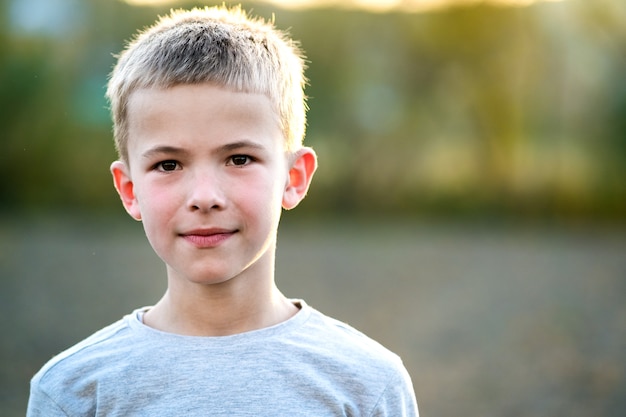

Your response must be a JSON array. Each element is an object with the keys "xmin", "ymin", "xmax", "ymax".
[{"xmin": 1, "ymin": 0, "xmax": 625, "ymax": 415}]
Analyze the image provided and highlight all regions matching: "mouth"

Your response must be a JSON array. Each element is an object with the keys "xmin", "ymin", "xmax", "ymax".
[{"xmin": 180, "ymin": 228, "xmax": 237, "ymax": 248}]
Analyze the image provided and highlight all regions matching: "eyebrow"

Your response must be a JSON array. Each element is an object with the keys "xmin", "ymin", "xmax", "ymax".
[
  {"xmin": 141, "ymin": 141, "xmax": 266, "ymax": 159},
  {"xmin": 142, "ymin": 146, "xmax": 189, "ymax": 159},
  {"xmin": 219, "ymin": 140, "xmax": 266, "ymax": 153}
]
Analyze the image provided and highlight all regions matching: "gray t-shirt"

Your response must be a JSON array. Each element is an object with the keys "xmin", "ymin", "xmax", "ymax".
[{"xmin": 28, "ymin": 300, "xmax": 418, "ymax": 416}]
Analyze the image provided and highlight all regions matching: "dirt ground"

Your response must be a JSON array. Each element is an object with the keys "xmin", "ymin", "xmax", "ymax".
[{"xmin": 2, "ymin": 214, "xmax": 625, "ymax": 416}]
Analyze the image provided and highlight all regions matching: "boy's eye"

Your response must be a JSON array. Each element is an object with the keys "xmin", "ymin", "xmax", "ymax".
[
  {"xmin": 156, "ymin": 161, "xmax": 180, "ymax": 171},
  {"xmin": 228, "ymin": 155, "xmax": 251, "ymax": 166}
]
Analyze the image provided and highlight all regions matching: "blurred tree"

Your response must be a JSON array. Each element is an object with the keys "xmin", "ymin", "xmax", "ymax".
[{"xmin": 0, "ymin": 0, "xmax": 624, "ymax": 222}]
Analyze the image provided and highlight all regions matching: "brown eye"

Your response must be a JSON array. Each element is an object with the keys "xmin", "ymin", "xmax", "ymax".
[
  {"xmin": 157, "ymin": 161, "xmax": 179, "ymax": 171},
  {"xmin": 230, "ymin": 155, "xmax": 250, "ymax": 166}
]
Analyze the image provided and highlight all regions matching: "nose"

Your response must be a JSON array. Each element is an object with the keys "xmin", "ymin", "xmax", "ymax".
[{"xmin": 187, "ymin": 169, "xmax": 226, "ymax": 212}]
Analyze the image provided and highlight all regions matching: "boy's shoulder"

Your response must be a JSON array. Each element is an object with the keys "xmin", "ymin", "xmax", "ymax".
[
  {"xmin": 32, "ymin": 301, "xmax": 404, "ymax": 384},
  {"xmin": 300, "ymin": 303, "xmax": 403, "ymax": 366},
  {"xmin": 31, "ymin": 310, "xmax": 139, "ymax": 386},
  {"xmin": 29, "ymin": 302, "xmax": 416, "ymax": 416}
]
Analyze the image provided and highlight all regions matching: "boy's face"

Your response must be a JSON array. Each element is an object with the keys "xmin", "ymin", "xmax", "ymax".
[{"xmin": 110, "ymin": 83, "xmax": 315, "ymax": 287}]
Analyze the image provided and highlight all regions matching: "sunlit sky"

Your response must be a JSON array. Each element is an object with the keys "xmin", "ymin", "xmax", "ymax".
[{"xmin": 124, "ymin": 0, "xmax": 568, "ymax": 13}]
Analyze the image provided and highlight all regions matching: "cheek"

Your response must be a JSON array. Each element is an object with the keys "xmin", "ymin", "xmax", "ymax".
[
  {"xmin": 137, "ymin": 190, "xmax": 177, "ymax": 260},
  {"xmin": 233, "ymin": 176, "xmax": 283, "ymax": 219},
  {"xmin": 136, "ymin": 183, "xmax": 181, "ymax": 221},
  {"xmin": 251, "ymin": 173, "xmax": 285, "ymax": 206}
]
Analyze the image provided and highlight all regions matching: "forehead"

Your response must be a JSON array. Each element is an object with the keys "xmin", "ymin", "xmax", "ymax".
[
  {"xmin": 127, "ymin": 83, "xmax": 279, "ymax": 128},
  {"xmin": 125, "ymin": 84, "xmax": 285, "ymax": 156}
]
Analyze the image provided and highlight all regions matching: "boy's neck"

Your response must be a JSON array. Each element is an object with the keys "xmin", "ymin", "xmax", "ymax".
[{"xmin": 142, "ymin": 275, "xmax": 298, "ymax": 337}]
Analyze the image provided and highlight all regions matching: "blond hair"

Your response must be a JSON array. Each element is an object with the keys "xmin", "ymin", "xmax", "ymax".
[{"xmin": 106, "ymin": 5, "xmax": 307, "ymax": 162}]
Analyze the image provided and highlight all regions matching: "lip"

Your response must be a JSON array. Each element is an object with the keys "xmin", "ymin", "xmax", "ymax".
[{"xmin": 180, "ymin": 228, "xmax": 237, "ymax": 248}]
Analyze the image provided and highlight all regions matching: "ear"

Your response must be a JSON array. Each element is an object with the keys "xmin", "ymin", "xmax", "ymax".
[
  {"xmin": 282, "ymin": 147, "xmax": 317, "ymax": 210},
  {"xmin": 110, "ymin": 160, "xmax": 142, "ymax": 221}
]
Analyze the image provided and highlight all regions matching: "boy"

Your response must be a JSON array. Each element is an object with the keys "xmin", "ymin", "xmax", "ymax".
[{"xmin": 27, "ymin": 6, "xmax": 418, "ymax": 416}]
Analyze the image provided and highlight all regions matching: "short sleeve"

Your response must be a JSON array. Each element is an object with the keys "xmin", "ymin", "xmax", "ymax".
[
  {"xmin": 369, "ymin": 364, "xmax": 419, "ymax": 417},
  {"xmin": 27, "ymin": 380, "xmax": 69, "ymax": 417}
]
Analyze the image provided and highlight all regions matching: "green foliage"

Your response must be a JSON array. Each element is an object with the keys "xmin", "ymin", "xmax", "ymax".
[{"xmin": 1, "ymin": 0, "xmax": 625, "ymax": 221}]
